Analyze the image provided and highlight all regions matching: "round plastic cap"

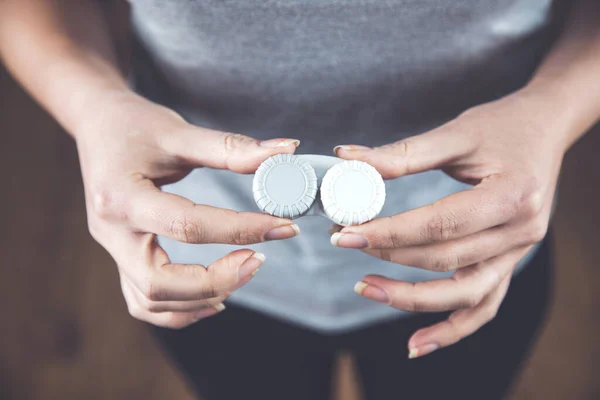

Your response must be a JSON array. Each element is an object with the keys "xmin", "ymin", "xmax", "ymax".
[
  {"xmin": 320, "ymin": 160, "xmax": 386, "ymax": 226},
  {"xmin": 253, "ymin": 154, "xmax": 318, "ymax": 218}
]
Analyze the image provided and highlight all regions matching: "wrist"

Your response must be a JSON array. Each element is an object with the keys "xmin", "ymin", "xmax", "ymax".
[
  {"xmin": 523, "ymin": 72, "xmax": 600, "ymax": 151},
  {"xmin": 513, "ymin": 82, "xmax": 580, "ymax": 154},
  {"xmin": 62, "ymin": 81, "xmax": 135, "ymax": 139},
  {"xmin": 70, "ymin": 88, "xmax": 145, "ymax": 141}
]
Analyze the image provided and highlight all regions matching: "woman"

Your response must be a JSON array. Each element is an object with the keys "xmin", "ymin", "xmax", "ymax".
[{"xmin": 0, "ymin": 1, "xmax": 598, "ymax": 399}]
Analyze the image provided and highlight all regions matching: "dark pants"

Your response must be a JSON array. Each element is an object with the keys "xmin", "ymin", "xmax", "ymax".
[{"xmin": 152, "ymin": 237, "xmax": 553, "ymax": 400}]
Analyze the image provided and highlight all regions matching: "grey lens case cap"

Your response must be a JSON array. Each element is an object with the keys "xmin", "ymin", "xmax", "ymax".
[
  {"xmin": 253, "ymin": 154, "xmax": 318, "ymax": 218},
  {"xmin": 253, "ymin": 154, "xmax": 386, "ymax": 226}
]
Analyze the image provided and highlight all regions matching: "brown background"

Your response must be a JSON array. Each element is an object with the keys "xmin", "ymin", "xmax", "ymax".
[{"xmin": 1, "ymin": 60, "xmax": 599, "ymax": 399}]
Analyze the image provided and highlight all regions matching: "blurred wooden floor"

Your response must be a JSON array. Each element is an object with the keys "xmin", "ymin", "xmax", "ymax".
[{"xmin": 1, "ymin": 64, "xmax": 599, "ymax": 400}]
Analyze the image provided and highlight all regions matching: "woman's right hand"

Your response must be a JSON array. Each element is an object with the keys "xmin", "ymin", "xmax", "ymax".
[{"xmin": 75, "ymin": 91, "xmax": 300, "ymax": 329}]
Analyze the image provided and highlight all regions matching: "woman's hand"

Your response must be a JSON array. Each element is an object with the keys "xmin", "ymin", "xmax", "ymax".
[
  {"xmin": 76, "ymin": 92, "xmax": 301, "ymax": 329},
  {"xmin": 332, "ymin": 89, "xmax": 568, "ymax": 358}
]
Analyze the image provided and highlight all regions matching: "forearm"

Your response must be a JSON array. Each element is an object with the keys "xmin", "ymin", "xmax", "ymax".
[
  {"xmin": 0, "ymin": 0, "xmax": 132, "ymax": 137},
  {"xmin": 524, "ymin": 0, "xmax": 600, "ymax": 150}
]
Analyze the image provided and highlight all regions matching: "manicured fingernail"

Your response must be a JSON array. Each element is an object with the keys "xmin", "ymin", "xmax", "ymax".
[
  {"xmin": 265, "ymin": 224, "xmax": 300, "ymax": 241},
  {"xmin": 238, "ymin": 252, "xmax": 266, "ymax": 279},
  {"xmin": 260, "ymin": 138, "xmax": 301, "ymax": 148},
  {"xmin": 354, "ymin": 281, "xmax": 390, "ymax": 304},
  {"xmin": 213, "ymin": 303, "xmax": 226, "ymax": 312},
  {"xmin": 330, "ymin": 232, "xmax": 368, "ymax": 248},
  {"xmin": 408, "ymin": 344, "xmax": 439, "ymax": 359},
  {"xmin": 333, "ymin": 145, "xmax": 372, "ymax": 156}
]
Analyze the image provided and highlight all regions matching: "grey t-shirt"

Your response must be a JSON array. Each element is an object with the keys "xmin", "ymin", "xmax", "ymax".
[{"xmin": 128, "ymin": 0, "xmax": 564, "ymax": 332}]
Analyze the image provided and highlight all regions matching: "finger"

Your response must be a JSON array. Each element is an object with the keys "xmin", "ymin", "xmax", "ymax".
[
  {"xmin": 333, "ymin": 122, "xmax": 477, "ymax": 179},
  {"xmin": 121, "ymin": 272, "xmax": 227, "ymax": 313},
  {"xmin": 113, "ymin": 232, "xmax": 266, "ymax": 302},
  {"xmin": 362, "ymin": 224, "xmax": 525, "ymax": 272},
  {"xmin": 126, "ymin": 181, "xmax": 300, "ymax": 244},
  {"xmin": 407, "ymin": 275, "xmax": 511, "ymax": 359},
  {"xmin": 155, "ymin": 250, "xmax": 265, "ymax": 301},
  {"xmin": 120, "ymin": 274, "xmax": 223, "ymax": 329},
  {"xmin": 128, "ymin": 307, "xmax": 220, "ymax": 329},
  {"xmin": 162, "ymin": 127, "xmax": 300, "ymax": 173},
  {"xmin": 332, "ymin": 175, "xmax": 520, "ymax": 249},
  {"xmin": 354, "ymin": 250, "xmax": 518, "ymax": 313}
]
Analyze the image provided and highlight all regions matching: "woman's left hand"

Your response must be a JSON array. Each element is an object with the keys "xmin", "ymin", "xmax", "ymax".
[{"xmin": 332, "ymin": 89, "xmax": 568, "ymax": 358}]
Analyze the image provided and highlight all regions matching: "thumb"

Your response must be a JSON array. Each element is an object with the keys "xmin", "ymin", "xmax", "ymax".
[
  {"xmin": 333, "ymin": 124, "xmax": 475, "ymax": 179},
  {"xmin": 166, "ymin": 126, "xmax": 300, "ymax": 174}
]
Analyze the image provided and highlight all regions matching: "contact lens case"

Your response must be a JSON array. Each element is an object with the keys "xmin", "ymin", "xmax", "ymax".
[{"xmin": 253, "ymin": 154, "xmax": 385, "ymax": 226}]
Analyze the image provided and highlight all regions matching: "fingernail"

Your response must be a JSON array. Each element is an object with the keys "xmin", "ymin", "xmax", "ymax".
[
  {"xmin": 213, "ymin": 303, "xmax": 226, "ymax": 312},
  {"xmin": 333, "ymin": 145, "xmax": 372, "ymax": 156},
  {"xmin": 408, "ymin": 344, "xmax": 439, "ymax": 359},
  {"xmin": 238, "ymin": 252, "xmax": 266, "ymax": 279},
  {"xmin": 265, "ymin": 224, "xmax": 300, "ymax": 241},
  {"xmin": 354, "ymin": 281, "xmax": 390, "ymax": 304},
  {"xmin": 330, "ymin": 232, "xmax": 368, "ymax": 248},
  {"xmin": 260, "ymin": 138, "xmax": 301, "ymax": 148}
]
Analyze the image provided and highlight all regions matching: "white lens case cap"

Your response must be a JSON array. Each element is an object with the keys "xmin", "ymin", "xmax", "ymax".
[
  {"xmin": 253, "ymin": 154, "xmax": 386, "ymax": 226},
  {"xmin": 320, "ymin": 159, "xmax": 386, "ymax": 226}
]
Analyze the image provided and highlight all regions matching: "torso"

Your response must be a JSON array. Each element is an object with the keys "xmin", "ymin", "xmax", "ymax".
[{"xmin": 129, "ymin": 0, "xmax": 563, "ymax": 332}]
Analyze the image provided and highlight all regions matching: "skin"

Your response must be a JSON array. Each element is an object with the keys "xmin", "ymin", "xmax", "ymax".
[
  {"xmin": 332, "ymin": 1, "xmax": 600, "ymax": 358},
  {"xmin": 0, "ymin": 0, "xmax": 302, "ymax": 328},
  {"xmin": 0, "ymin": 0, "xmax": 598, "ymax": 357}
]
